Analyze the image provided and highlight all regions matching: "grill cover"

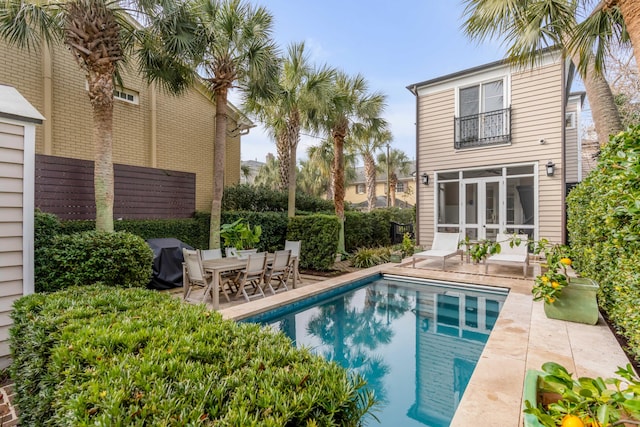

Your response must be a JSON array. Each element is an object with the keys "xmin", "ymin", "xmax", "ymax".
[{"xmin": 146, "ymin": 238, "xmax": 193, "ymax": 290}]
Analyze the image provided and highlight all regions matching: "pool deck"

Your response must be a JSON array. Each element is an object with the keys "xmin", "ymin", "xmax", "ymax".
[{"xmin": 190, "ymin": 257, "xmax": 630, "ymax": 427}]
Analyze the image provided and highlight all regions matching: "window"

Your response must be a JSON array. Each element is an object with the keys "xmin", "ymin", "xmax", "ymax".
[
  {"xmin": 565, "ymin": 112, "xmax": 576, "ymax": 129},
  {"xmin": 356, "ymin": 184, "xmax": 365, "ymax": 194},
  {"xmin": 114, "ymin": 88, "xmax": 139, "ymax": 104},
  {"xmin": 455, "ymin": 79, "xmax": 510, "ymax": 148},
  {"xmin": 396, "ymin": 182, "xmax": 405, "ymax": 193}
]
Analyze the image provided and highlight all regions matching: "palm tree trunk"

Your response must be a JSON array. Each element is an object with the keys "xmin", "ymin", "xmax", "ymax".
[
  {"xmin": 333, "ymin": 127, "xmax": 346, "ymax": 254},
  {"xmin": 363, "ymin": 153, "xmax": 376, "ymax": 212},
  {"xmin": 210, "ymin": 87, "xmax": 228, "ymax": 249},
  {"xmin": 287, "ymin": 114, "xmax": 300, "ymax": 218},
  {"xmin": 389, "ymin": 175, "xmax": 398, "ymax": 208},
  {"xmin": 277, "ymin": 132, "xmax": 289, "ymax": 191},
  {"xmin": 575, "ymin": 54, "xmax": 623, "ymax": 145},
  {"xmin": 287, "ymin": 142, "xmax": 297, "ymax": 218},
  {"xmin": 89, "ymin": 73, "xmax": 115, "ymax": 232},
  {"xmin": 617, "ymin": 0, "xmax": 640, "ymax": 82}
]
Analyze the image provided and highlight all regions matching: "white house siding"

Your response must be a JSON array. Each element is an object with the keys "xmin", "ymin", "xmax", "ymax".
[
  {"xmin": 416, "ymin": 59, "xmax": 566, "ymax": 247},
  {"xmin": 0, "ymin": 121, "xmax": 27, "ymax": 367}
]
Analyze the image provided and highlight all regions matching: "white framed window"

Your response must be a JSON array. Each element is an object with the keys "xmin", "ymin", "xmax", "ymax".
[
  {"xmin": 114, "ymin": 88, "xmax": 139, "ymax": 104},
  {"xmin": 455, "ymin": 77, "xmax": 510, "ymax": 147},
  {"xmin": 396, "ymin": 182, "xmax": 405, "ymax": 193},
  {"xmin": 565, "ymin": 112, "xmax": 576, "ymax": 129},
  {"xmin": 356, "ymin": 184, "xmax": 365, "ymax": 194}
]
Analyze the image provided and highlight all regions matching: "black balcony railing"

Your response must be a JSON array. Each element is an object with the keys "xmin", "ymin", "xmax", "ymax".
[{"xmin": 454, "ymin": 107, "xmax": 511, "ymax": 149}]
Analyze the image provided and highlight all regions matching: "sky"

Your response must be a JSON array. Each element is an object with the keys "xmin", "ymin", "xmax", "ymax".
[{"xmin": 236, "ymin": 1, "xmax": 507, "ymax": 164}]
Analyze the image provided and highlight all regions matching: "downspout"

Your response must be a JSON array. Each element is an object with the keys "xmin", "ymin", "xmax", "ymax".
[
  {"xmin": 408, "ymin": 84, "xmax": 421, "ymax": 246},
  {"xmin": 561, "ymin": 59, "xmax": 568, "ymax": 245},
  {"xmin": 150, "ymin": 82, "xmax": 157, "ymax": 168},
  {"xmin": 42, "ymin": 40, "xmax": 53, "ymax": 155}
]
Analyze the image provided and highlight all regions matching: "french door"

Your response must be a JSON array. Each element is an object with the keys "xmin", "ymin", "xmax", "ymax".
[{"xmin": 462, "ymin": 178, "xmax": 502, "ymax": 241}]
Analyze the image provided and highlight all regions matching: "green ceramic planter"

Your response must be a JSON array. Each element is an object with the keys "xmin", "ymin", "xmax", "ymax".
[
  {"xmin": 522, "ymin": 370, "xmax": 545, "ymax": 427},
  {"xmin": 543, "ymin": 277, "xmax": 599, "ymax": 325}
]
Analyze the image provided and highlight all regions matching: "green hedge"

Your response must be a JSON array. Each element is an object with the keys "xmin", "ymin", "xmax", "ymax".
[
  {"xmin": 344, "ymin": 208, "xmax": 415, "ymax": 252},
  {"xmin": 223, "ymin": 184, "xmax": 335, "ymax": 213},
  {"xmin": 567, "ymin": 125, "xmax": 640, "ymax": 362},
  {"xmin": 10, "ymin": 286, "xmax": 376, "ymax": 426},
  {"xmin": 287, "ymin": 215, "xmax": 340, "ymax": 271},
  {"xmin": 36, "ymin": 231, "xmax": 153, "ymax": 293}
]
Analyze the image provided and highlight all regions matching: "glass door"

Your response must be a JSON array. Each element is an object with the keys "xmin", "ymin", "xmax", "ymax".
[{"xmin": 462, "ymin": 178, "xmax": 502, "ymax": 241}]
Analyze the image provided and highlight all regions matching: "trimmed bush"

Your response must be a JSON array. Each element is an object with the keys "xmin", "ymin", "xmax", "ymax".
[
  {"xmin": 10, "ymin": 286, "xmax": 376, "ymax": 426},
  {"xmin": 567, "ymin": 125, "xmax": 640, "ymax": 362},
  {"xmin": 223, "ymin": 184, "xmax": 335, "ymax": 213},
  {"xmin": 287, "ymin": 215, "xmax": 340, "ymax": 271},
  {"xmin": 34, "ymin": 210, "xmax": 62, "ymax": 287},
  {"xmin": 37, "ymin": 231, "xmax": 153, "ymax": 292},
  {"xmin": 345, "ymin": 208, "xmax": 415, "ymax": 252}
]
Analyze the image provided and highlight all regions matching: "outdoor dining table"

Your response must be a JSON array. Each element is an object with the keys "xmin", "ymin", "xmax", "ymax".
[{"xmin": 201, "ymin": 254, "xmax": 298, "ymax": 310}]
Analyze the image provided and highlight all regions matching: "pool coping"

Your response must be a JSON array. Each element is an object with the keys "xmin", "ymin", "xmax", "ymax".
[{"xmin": 219, "ymin": 263, "xmax": 631, "ymax": 427}]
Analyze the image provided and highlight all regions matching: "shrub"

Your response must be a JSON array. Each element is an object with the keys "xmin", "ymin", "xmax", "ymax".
[
  {"xmin": 352, "ymin": 247, "xmax": 391, "ymax": 268},
  {"xmin": 37, "ymin": 231, "xmax": 153, "ymax": 292},
  {"xmin": 34, "ymin": 210, "xmax": 61, "ymax": 286},
  {"xmin": 10, "ymin": 286, "xmax": 376, "ymax": 426},
  {"xmin": 287, "ymin": 215, "xmax": 340, "ymax": 271},
  {"xmin": 223, "ymin": 184, "xmax": 334, "ymax": 213},
  {"xmin": 567, "ymin": 126, "xmax": 640, "ymax": 362},
  {"xmin": 345, "ymin": 209, "xmax": 415, "ymax": 252}
]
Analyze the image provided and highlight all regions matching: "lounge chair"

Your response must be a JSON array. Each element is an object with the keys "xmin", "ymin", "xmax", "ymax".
[
  {"xmin": 412, "ymin": 232, "xmax": 461, "ymax": 269},
  {"xmin": 484, "ymin": 233, "xmax": 529, "ymax": 277},
  {"xmin": 264, "ymin": 249, "xmax": 291, "ymax": 295}
]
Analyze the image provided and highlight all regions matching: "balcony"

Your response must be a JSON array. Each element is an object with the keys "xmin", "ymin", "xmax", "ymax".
[{"xmin": 454, "ymin": 107, "xmax": 511, "ymax": 149}]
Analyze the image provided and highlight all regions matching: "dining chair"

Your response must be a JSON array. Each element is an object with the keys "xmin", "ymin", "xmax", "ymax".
[
  {"xmin": 200, "ymin": 248, "xmax": 222, "ymax": 260},
  {"xmin": 264, "ymin": 249, "xmax": 291, "ymax": 295},
  {"xmin": 225, "ymin": 247, "xmax": 239, "ymax": 258},
  {"xmin": 234, "ymin": 252, "xmax": 268, "ymax": 302},
  {"xmin": 182, "ymin": 248, "xmax": 230, "ymax": 303},
  {"xmin": 284, "ymin": 240, "xmax": 302, "ymax": 284}
]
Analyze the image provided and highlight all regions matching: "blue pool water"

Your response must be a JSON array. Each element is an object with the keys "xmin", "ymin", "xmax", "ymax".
[{"xmin": 245, "ymin": 274, "xmax": 508, "ymax": 427}]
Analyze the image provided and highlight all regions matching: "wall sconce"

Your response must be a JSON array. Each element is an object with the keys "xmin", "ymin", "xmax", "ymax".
[
  {"xmin": 421, "ymin": 173, "xmax": 429, "ymax": 185},
  {"xmin": 546, "ymin": 160, "xmax": 555, "ymax": 177}
]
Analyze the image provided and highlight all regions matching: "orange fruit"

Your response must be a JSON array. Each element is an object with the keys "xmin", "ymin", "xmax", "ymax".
[
  {"xmin": 552, "ymin": 281, "xmax": 560, "ymax": 288},
  {"xmin": 560, "ymin": 257, "xmax": 572, "ymax": 266},
  {"xmin": 561, "ymin": 415, "xmax": 584, "ymax": 427}
]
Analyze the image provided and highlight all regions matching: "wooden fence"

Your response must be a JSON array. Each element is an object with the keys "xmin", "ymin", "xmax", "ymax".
[{"xmin": 35, "ymin": 155, "xmax": 196, "ymax": 220}]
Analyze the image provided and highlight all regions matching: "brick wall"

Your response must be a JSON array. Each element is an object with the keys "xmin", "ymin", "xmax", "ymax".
[{"xmin": 0, "ymin": 39, "xmax": 243, "ymax": 214}]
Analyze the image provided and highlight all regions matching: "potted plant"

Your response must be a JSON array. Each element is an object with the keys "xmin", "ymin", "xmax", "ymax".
[
  {"xmin": 523, "ymin": 362, "xmax": 640, "ymax": 427},
  {"xmin": 220, "ymin": 218, "xmax": 262, "ymax": 257},
  {"xmin": 531, "ymin": 240, "xmax": 599, "ymax": 325}
]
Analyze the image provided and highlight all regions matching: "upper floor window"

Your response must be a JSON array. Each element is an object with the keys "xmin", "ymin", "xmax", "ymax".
[
  {"xmin": 455, "ymin": 79, "xmax": 510, "ymax": 149},
  {"xmin": 356, "ymin": 183, "xmax": 365, "ymax": 194},
  {"xmin": 396, "ymin": 182, "xmax": 405, "ymax": 193},
  {"xmin": 565, "ymin": 112, "xmax": 576, "ymax": 129},
  {"xmin": 114, "ymin": 88, "xmax": 139, "ymax": 104}
]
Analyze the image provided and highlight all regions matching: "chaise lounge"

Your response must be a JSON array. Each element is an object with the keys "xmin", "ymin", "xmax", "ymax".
[{"xmin": 412, "ymin": 232, "xmax": 461, "ymax": 269}]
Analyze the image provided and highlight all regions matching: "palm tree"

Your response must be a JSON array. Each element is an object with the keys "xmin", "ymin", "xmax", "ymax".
[
  {"xmin": 305, "ymin": 137, "xmax": 358, "ymax": 202},
  {"xmin": 253, "ymin": 153, "xmax": 280, "ymax": 189},
  {"xmin": 462, "ymin": 0, "xmax": 623, "ymax": 146},
  {"xmin": 245, "ymin": 42, "xmax": 334, "ymax": 217},
  {"xmin": 322, "ymin": 72, "xmax": 387, "ymax": 253},
  {"xmin": 572, "ymin": 1, "xmax": 639, "ymax": 79},
  {"xmin": 350, "ymin": 123, "xmax": 392, "ymax": 212},
  {"xmin": 297, "ymin": 159, "xmax": 329, "ymax": 198},
  {"xmin": 377, "ymin": 148, "xmax": 412, "ymax": 208},
  {"xmin": 0, "ymin": 0, "xmax": 195, "ymax": 231},
  {"xmin": 190, "ymin": 0, "xmax": 279, "ymax": 249}
]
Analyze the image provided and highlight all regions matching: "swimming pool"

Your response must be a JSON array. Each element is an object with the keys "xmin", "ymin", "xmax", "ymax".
[{"xmin": 245, "ymin": 274, "xmax": 508, "ymax": 426}]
